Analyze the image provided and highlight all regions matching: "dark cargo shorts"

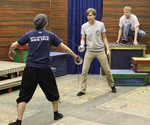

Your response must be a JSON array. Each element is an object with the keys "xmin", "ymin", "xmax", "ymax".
[{"xmin": 17, "ymin": 67, "xmax": 59, "ymax": 103}]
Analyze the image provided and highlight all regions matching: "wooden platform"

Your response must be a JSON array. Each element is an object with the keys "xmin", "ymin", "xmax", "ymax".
[
  {"xmin": 109, "ymin": 42, "xmax": 146, "ymax": 69},
  {"xmin": 111, "ymin": 69, "xmax": 148, "ymax": 86},
  {"xmin": 0, "ymin": 61, "xmax": 25, "ymax": 76},
  {"xmin": 0, "ymin": 61, "xmax": 25, "ymax": 92},
  {"xmin": 0, "ymin": 76, "xmax": 22, "ymax": 92}
]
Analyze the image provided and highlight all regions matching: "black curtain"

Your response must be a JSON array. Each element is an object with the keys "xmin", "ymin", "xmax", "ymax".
[{"xmin": 68, "ymin": 0, "xmax": 103, "ymax": 74}]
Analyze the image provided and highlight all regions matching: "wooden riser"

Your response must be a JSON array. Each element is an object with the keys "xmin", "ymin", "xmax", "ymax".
[
  {"xmin": 0, "ymin": 76, "xmax": 22, "ymax": 92},
  {"xmin": 108, "ymin": 43, "xmax": 146, "ymax": 69},
  {"xmin": 133, "ymin": 64, "xmax": 150, "ymax": 73},
  {"xmin": 114, "ymin": 78, "xmax": 147, "ymax": 86},
  {"xmin": 111, "ymin": 69, "xmax": 148, "ymax": 86}
]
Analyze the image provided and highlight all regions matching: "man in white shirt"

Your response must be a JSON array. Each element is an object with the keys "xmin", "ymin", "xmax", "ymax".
[
  {"xmin": 77, "ymin": 8, "xmax": 116, "ymax": 97},
  {"xmin": 116, "ymin": 6, "xmax": 146, "ymax": 46}
]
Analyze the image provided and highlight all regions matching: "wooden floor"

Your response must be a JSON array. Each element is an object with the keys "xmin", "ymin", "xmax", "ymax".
[{"xmin": 0, "ymin": 74, "xmax": 150, "ymax": 125}]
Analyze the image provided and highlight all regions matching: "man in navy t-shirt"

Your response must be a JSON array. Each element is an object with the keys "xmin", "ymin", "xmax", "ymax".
[{"xmin": 8, "ymin": 14, "xmax": 80, "ymax": 125}]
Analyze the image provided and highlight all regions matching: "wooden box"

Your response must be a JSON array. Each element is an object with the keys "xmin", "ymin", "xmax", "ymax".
[
  {"xmin": 144, "ymin": 54, "xmax": 150, "ymax": 58},
  {"xmin": 13, "ymin": 45, "xmax": 28, "ymax": 63},
  {"xmin": 49, "ymin": 52, "xmax": 68, "ymax": 77},
  {"xmin": 132, "ymin": 57, "xmax": 150, "ymax": 73},
  {"xmin": 109, "ymin": 42, "xmax": 146, "ymax": 69},
  {"xmin": 111, "ymin": 69, "xmax": 148, "ymax": 86}
]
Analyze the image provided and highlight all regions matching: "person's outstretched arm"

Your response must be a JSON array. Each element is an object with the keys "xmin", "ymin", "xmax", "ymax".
[
  {"xmin": 8, "ymin": 41, "xmax": 20, "ymax": 60},
  {"xmin": 57, "ymin": 42, "xmax": 79, "ymax": 61}
]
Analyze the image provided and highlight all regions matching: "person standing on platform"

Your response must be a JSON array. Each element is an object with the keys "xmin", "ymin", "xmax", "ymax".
[
  {"xmin": 77, "ymin": 8, "xmax": 117, "ymax": 97},
  {"xmin": 8, "ymin": 14, "xmax": 81, "ymax": 125},
  {"xmin": 116, "ymin": 6, "xmax": 146, "ymax": 45}
]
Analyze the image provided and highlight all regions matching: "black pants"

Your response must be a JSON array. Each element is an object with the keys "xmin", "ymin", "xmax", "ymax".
[{"xmin": 17, "ymin": 67, "xmax": 59, "ymax": 103}]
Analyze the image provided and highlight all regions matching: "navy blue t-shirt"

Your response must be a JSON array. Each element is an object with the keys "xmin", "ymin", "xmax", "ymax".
[{"xmin": 17, "ymin": 29, "xmax": 62, "ymax": 68}]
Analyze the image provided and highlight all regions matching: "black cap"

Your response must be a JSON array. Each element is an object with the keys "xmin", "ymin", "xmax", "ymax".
[{"xmin": 33, "ymin": 14, "xmax": 48, "ymax": 29}]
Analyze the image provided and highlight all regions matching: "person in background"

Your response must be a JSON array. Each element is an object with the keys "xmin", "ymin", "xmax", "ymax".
[
  {"xmin": 116, "ymin": 6, "xmax": 146, "ymax": 45},
  {"xmin": 8, "ymin": 13, "xmax": 81, "ymax": 125},
  {"xmin": 77, "ymin": 8, "xmax": 117, "ymax": 97}
]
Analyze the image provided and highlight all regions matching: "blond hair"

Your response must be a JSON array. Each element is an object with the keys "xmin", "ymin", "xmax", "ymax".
[
  {"xmin": 86, "ymin": 8, "xmax": 97, "ymax": 16},
  {"xmin": 124, "ymin": 6, "xmax": 132, "ymax": 12}
]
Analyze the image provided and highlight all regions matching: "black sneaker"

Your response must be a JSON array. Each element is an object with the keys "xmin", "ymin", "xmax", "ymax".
[
  {"xmin": 54, "ymin": 112, "xmax": 63, "ymax": 120},
  {"xmin": 8, "ymin": 121, "xmax": 21, "ymax": 125},
  {"xmin": 111, "ymin": 86, "xmax": 117, "ymax": 93},
  {"xmin": 77, "ymin": 91, "xmax": 85, "ymax": 96},
  {"xmin": 120, "ymin": 40, "xmax": 128, "ymax": 45}
]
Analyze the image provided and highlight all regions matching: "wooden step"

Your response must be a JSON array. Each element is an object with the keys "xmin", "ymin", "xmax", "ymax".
[
  {"xmin": 0, "ymin": 76, "xmax": 22, "ymax": 91},
  {"xmin": 111, "ymin": 69, "xmax": 148, "ymax": 86}
]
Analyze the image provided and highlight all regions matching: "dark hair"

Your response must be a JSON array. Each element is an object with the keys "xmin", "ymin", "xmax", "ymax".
[{"xmin": 33, "ymin": 14, "xmax": 48, "ymax": 29}]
